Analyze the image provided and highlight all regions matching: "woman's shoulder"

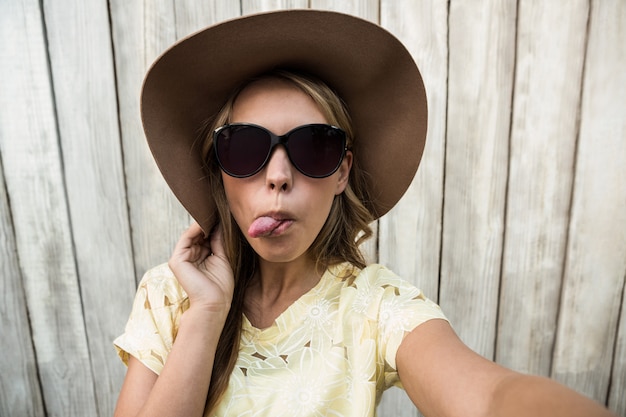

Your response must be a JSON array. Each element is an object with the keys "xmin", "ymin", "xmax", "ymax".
[
  {"xmin": 331, "ymin": 262, "xmax": 445, "ymax": 322},
  {"xmin": 136, "ymin": 262, "xmax": 188, "ymax": 310},
  {"xmin": 333, "ymin": 262, "xmax": 424, "ymax": 297}
]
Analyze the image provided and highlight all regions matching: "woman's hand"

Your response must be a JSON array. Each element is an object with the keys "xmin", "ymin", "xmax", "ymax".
[
  {"xmin": 168, "ymin": 222, "xmax": 234, "ymax": 314},
  {"xmin": 116, "ymin": 223, "xmax": 234, "ymax": 417}
]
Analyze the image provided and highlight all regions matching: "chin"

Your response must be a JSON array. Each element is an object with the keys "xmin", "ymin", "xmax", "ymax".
[
  {"xmin": 251, "ymin": 240, "xmax": 312, "ymax": 265},
  {"xmin": 256, "ymin": 249, "xmax": 305, "ymax": 264}
]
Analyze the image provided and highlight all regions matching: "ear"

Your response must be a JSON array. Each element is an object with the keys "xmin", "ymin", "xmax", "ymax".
[{"xmin": 335, "ymin": 150, "xmax": 353, "ymax": 195}]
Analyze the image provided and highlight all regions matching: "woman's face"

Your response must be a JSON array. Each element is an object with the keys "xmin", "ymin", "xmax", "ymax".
[{"xmin": 221, "ymin": 78, "xmax": 352, "ymax": 265}]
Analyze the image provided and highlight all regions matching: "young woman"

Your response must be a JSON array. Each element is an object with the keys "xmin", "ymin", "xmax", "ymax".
[{"xmin": 113, "ymin": 10, "xmax": 616, "ymax": 417}]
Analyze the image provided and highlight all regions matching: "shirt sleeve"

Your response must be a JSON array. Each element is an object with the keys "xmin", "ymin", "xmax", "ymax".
[
  {"xmin": 113, "ymin": 263, "xmax": 189, "ymax": 375},
  {"xmin": 361, "ymin": 265, "xmax": 448, "ymax": 389}
]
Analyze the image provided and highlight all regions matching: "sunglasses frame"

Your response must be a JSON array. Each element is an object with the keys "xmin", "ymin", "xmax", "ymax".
[{"xmin": 213, "ymin": 123, "xmax": 348, "ymax": 178}]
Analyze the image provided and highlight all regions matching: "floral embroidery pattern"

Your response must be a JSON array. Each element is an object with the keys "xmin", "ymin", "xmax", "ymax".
[{"xmin": 114, "ymin": 263, "xmax": 447, "ymax": 416}]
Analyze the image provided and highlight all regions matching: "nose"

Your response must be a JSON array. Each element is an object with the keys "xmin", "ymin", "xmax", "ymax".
[{"xmin": 264, "ymin": 145, "xmax": 293, "ymax": 191}]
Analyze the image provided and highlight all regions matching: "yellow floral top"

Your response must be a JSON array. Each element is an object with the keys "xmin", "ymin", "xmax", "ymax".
[{"xmin": 114, "ymin": 262, "xmax": 447, "ymax": 416}]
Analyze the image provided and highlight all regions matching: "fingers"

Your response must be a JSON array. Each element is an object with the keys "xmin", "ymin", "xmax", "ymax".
[
  {"xmin": 168, "ymin": 222, "xmax": 234, "ymax": 308},
  {"xmin": 185, "ymin": 222, "xmax": 206, "ymax": 244},
  {"xmin": 172, "ymin": 222, "xmax": 227, "ymax": 263},
  {"xmin": 170, "ymin": 222, "xmax": 207, "ymax": 264},
  {"xmin": 208, "ymin": 226, "xmax": 226, "ymax": 258}
]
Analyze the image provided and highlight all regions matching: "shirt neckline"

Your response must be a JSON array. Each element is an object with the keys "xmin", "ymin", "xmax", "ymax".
[{"xmin": 241, "ymin": 265, "xmax": 345, "ymax": 341}]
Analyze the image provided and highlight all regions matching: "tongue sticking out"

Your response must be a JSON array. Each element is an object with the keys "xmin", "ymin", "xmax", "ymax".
[{"xmin": 248, "ymin": 216, "xmax": 283, "ymax": 238}]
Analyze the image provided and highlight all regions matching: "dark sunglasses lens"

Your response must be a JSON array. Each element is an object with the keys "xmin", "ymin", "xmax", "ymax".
[
  {"xmin": 216, "ymin": 126, "xmax": 270, "ymax": 177},
  {"xmin": 289, "ymin": 126, "xmax": 345, "ymax": 177}
]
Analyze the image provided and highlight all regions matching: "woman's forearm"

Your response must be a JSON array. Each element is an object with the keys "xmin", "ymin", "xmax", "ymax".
[
  {"xmin": 134, "ymin": 307, "xmax": 228, "ymax": 417},
  {"xmin": 489, "ymin": 373, "xmax": 616, "ymax": 417}
]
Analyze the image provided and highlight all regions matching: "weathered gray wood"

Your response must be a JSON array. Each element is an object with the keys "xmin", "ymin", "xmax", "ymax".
[
  {"xmin": 41, "ymin": 0, "xmax": 138, "ymax": 414},
  {"xmin": 0, "ymin": 161, "xmax": 45, "ymax": 416},
  {"xmin": 310, "ymin": 0, "xmax": 379, "ymax": 19},
  {"xmin": 174, "ymin": 0, "xmax": 242, "ymax": 34},
  {"xmin": 379, "ymin": 0, "xmax": 448, "ymax": 304},
  {"xmin": 598, "ymin": 5, "xmax": 626, "ymax": 413},
  {"xmin": 439, "ymin": 0, "xmax": 517, "ymax": 359},
  {"xmin": 552, "ymin": 0, "xmax": 626, "ymax": 406},
  {"xmin": 377, "ymin": 0, "xmax": 449, "ymax": 415},
  {"xmin": 242, "ymin": 0, "xmax": 308, "ymax": 12},
  {"xmin": 496, "ymin": 0, "xmax": 589, "ymax": 376},
  {"xmin": 0, "ymin": 0, "xmax": 98, "ymax": 415},
  {"xmin": 610, "ymin": 282, "xmax": 626, "ymax": 416},
  {"xmin": 108, "ymin": 0, "xmax": 191, "ymax": 280}
]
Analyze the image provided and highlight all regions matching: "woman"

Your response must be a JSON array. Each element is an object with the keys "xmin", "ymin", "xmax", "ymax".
[{"xmin": 114, "ymin": 10, "xmax": 615, "ymax": 417}]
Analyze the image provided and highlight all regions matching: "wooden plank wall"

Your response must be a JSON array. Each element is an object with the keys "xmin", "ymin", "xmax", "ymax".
[{"xmin": 0, "ymin": 1, "xmax": 624, "ymax": 416}]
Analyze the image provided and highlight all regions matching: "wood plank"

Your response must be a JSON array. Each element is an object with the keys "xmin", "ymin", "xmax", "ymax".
[
  {"xmin": 108, "ymin": 0, "xmax": 191, "ymax": 280},
  {"xmin": 310, "ymin": 0, "xmax": 379, "ymax": 19},
  {"xmin": 379, "ymin": 0, "xmax": 448, "ymax": 305},
  {"xmin": 40, "ymin": 0, "xmax": 138, "ymax": 414},
  {"xmin": 440, "ymin": 0, "xmax": 517, "ymax": 359},
  {"xmin": 377, "ymin": 0, "xmax": 449, "ymax": 415},
  {"xmin": 610, "ymin": 283, "xmax": 626, "ymax": 416},
  {"xmin": 552, "ymin": 0, "xmax": 626, "ymax": 405},
  {"xmin": 0, "ymin": 162, "xmax": 45, "ymax": 416},
  {"xmin": 598, "ymin": 2, "xmax": 626, "ymax": 410},
  {"xmin": 0, "ymin": 0, "xmax": 98, "ymax": 415},
  {"xmin": 496, "ymin": 0, "xmax": 588, "ymax": 376},
  {"xmin": 174, "ymin": 0, "xmax": 242, "ymax": 34},
  {"xmin": 242, "ymin": 0, "xmax": 308, "ymax": 12}
]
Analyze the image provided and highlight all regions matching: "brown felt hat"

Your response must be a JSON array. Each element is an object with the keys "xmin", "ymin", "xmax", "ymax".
[{"xmin": 141, "ymin": 9, "xmax": 428, "ymax": 234}]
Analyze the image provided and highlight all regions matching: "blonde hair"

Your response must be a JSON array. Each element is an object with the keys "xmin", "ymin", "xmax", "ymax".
[{"xmin": 200, "ymin": 70, "xmax": 374, "ymax": 414}]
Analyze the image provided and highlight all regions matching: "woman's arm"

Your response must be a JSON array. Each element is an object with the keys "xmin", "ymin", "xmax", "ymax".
[
  {"xmin": 114, "ymin": 223, "xmax": 234, "ymax": 417},
  {"xmin": 114, "ymin": 308, "xmax": 227, "ymax": 417},
  {"xmin": 396, "ymin": 319, "xmax": 616, "ymax": 417}
]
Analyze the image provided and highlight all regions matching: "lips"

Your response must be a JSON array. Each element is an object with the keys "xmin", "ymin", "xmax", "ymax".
[{"xmin": 248, "ymin": 215, "xmax": 294, "ymax": 238}]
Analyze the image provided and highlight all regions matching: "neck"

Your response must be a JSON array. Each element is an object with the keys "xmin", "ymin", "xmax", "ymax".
[
  {"xmin": 244, "ymin": 256, "xmax": 323, "ymax": 329},
  {"xmin": 258, "ymin": 255, "xmax": 321, "ymax": 291}
]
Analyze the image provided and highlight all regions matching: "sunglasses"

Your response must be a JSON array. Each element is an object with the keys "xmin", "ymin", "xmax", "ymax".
[{"xmin": 214, "ymin": 123, "xmax": 348, "ymax": 178}]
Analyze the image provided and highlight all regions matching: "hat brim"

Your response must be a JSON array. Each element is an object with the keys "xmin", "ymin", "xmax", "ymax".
[{"xmin": 141, "ymin": 9, "xmax": 427, "ymax": 234}]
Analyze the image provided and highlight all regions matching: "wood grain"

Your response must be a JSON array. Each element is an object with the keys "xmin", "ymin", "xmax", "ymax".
[
  {"xmin": 377, "ymin": 1, "xmax": 449, "ymax": 414},
  {"xmin": 41, "ymin": 0, "xmax": 138, "ymax": 413},
  {"xmin": 496, "ymin": 0, "xmax": 588, "ymax": 376},
  {"xmin": 0, "ymin": 0, "xmax": 97, "ymax": 414},
  {"xmin": 242, "ymin": 0, "xmax": 308, "ymax": 12},
  {"xmin": 440, "ymin": 0, "xmax": 517, "ymax": 359},
  {"xmin": 378, "ymin": 0, "xmax": 448, "ymax": 304},
  {"xmin": 109, "ymin": 0, "xmax": 191, "ymax": 280},
  {"xmin": 0, "ymin": 159, "xmax": 45, "ymax": 416},
  {"xmin": 551, "ymin": 0, "xmax": 626, "ymax": 406}
]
